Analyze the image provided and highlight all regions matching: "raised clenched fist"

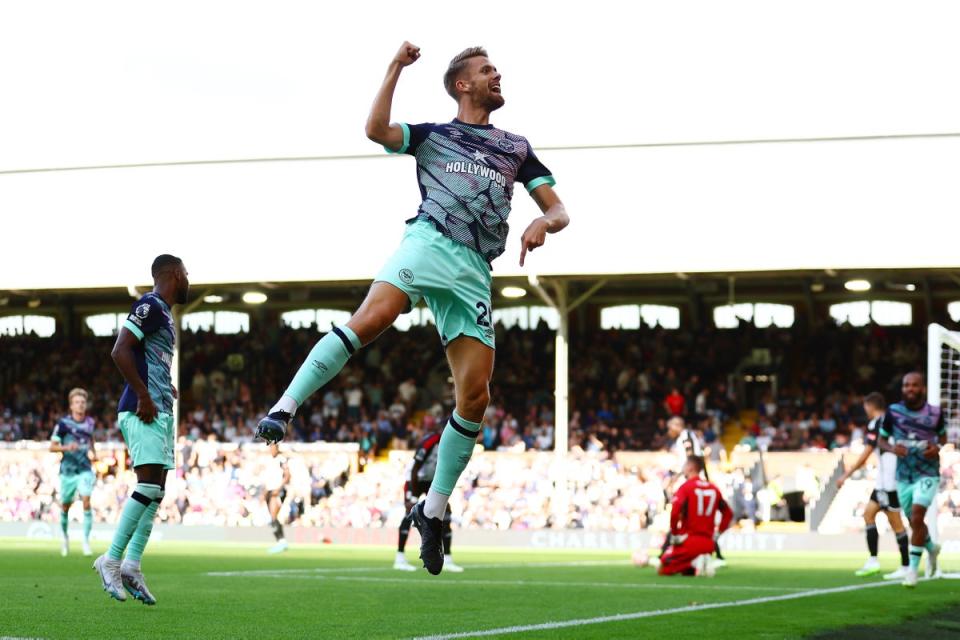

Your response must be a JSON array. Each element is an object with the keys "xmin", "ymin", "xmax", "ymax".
[{"xmin": 394, "ymin": 42, "xmax": 421, "ymax": 67}]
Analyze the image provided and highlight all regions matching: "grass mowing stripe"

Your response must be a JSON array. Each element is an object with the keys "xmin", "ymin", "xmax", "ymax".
[{"xmin": 409, "ymin": 579, "xmax": 904, "ymax": 639}]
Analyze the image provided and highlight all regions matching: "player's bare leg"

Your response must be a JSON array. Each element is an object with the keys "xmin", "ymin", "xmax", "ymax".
[
  {"xmin": 96, "ymin": 464, "xmax": 164, "ymax": 604},
  {"xmin": 256, "ymin": 282, "xmax": 409, "ymax": 442},
  {"xmin": 267, "ymin": 491, "xmax": 288, "ymax": 554},
  {"xmin": 922, "ymin": 500, "xmax": 942, "ymax": 579},
  {"xmin": 441, "ymin": 504, "xmax": 463, "ymax": 572},
  {"xmin": 856, "ymin": 501, "xmax": 882, "ymax": 576},
  {"xmin": 80, "ymin": 494, "xmax": 93, "ymax": 556},
  {"xmin": 60, "ymin": 500, "xmax": 72, "ymax": 557},
  {"xmin": 907, "ymin": 503, "xmax": 941, "ymax": 582},
  {"xmin": 414, "ymin": 337, "xmax": 493, "ymax": 575},
  {"xmin": 122, "ymin": 465, "xmax": 164, "ymax": 604},
  {"xmin": 395, "ymin": 497, "xmax": 417, "ymax": 570},
  {"xmin": 882, "ymin": 508, "xmax": 910, "ymax": 580},
  {"xmin": 905, "ymin": 503, "xmax": 939, "ymax": 587}
]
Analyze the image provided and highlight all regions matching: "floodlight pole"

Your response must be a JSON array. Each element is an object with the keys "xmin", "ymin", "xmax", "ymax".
[
  {"xmin": 528, "ymin": 276, "xmax": 566, "ymax": 453},
  {"xmin": 171, "ymin": 309, "xmax": 182, "ymax": 432},
  {"xmin": 172, "ymin": 292, "xmax": 209, "ymax": 435},
  {"xmin": 527, "ymin": 276, "xmax": 607, "ymax": 455}
]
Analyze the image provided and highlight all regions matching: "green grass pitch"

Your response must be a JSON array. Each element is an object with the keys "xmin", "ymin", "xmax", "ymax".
[{"xmin": 1, "ymin": 539, "xmax": 958, "ymax": 639}]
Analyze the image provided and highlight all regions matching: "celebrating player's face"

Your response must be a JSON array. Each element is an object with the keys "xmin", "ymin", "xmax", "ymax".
[
  {"xmin": 69, "ymin": 394, "xmax": 86, "ymax": 417},
  {"xmin": 901, "ymin": 372, "xmax": 925, "ymax": 406},
  {"xmin": 175, "ymin": 264, "xmax": 191, "ymax": 304},
  {"xmin": 464, "ymin": 57, "xmax": 504, "ymax": 111}
]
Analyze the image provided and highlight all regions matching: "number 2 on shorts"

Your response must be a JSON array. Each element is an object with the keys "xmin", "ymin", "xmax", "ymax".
[{"xmin": 476, "ymin": 302, "xmax": 490, "ymax": 327}]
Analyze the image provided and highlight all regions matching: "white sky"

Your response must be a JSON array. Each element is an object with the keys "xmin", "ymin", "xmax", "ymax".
[{"xmin": 2, "ymin": 1, "xmax": 959, "ymax": 288}]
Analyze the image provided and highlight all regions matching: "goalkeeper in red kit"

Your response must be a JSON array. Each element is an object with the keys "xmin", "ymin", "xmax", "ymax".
[{"xmin": 659, "ymin": 456, "xmax": 733, "ymax": 577}]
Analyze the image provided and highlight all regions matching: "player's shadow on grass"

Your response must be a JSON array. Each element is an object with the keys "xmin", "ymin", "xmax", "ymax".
[{"xmin": 807, "ymin": 604, "xmax": 960, "ymax": 639}]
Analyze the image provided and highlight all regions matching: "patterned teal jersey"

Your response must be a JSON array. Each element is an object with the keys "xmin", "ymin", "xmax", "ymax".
[
  {"xmin": 879, "ymin": 402, "xmax": 945, "ymax": 482},
  {"xmin": 388, "ymin": 119, "xmax": 555, "ymax": 264},
  {"xmin": 52, "ymin": 415, "xmax": 94, "ymax": 475},
  {"xmin": 118, "ymin": 292, "xmax": 176, "ymax": 415}
]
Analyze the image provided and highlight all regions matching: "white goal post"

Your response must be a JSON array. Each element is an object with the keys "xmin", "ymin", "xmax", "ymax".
[{"xmin": 927, "ymin": 324, "xmax": 960, "ymax": 570}]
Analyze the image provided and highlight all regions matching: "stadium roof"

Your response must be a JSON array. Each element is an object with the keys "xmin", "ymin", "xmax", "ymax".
[
  {"xmin": 3, "ymin": 268, "xmax": 959, "ymax": 320},
  {"xmin": 2, "ymin": 1, "xmax": 959, "ymax": 290}
]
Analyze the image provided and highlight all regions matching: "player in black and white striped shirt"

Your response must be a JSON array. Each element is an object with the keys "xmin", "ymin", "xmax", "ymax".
[
  {"xmin": 837, "ymin": 392, "xmax": 910, "ymax": 580},
  {"xmin": 669, "ymin": 417, "xmax": 705, "ymax": 474},
  {"xmin": 665, "ymin": 417, "xmax": 726, "ymax": 566}
]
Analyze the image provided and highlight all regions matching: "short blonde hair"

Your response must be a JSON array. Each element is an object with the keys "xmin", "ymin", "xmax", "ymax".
[
  {"xmin": 68, "ymin": 388, "xmax": 88, "ymax": 403},
  {"xmin": 443, "ymin": 46, "xmax": 489, "ymax": 100}
]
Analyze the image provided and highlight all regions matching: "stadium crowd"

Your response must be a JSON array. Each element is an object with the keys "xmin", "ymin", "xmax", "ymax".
[
  {"xmin": 0, "ymin": 438, "xmax": 791, "ymax": 532},
  {"xmin": 7, "ymin": 433, "xmax": 958, "ymax": 533},
  {"xmin": 0, "ymin": 320, "xmax": 932, "ymax": 456}
]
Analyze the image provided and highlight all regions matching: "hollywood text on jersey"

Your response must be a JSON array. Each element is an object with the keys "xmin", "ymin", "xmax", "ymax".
[{"xmin": 444, "ymin": 161, "xmax": 508, "ymax": 188}]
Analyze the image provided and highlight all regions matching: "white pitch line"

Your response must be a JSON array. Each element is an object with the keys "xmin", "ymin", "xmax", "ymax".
[
  {"xmin": 329, "ymin": 576, "xmax": 806, "ymax": 592},
  {"xmin": 464, "ymin": 560, "xmax": 631, "ymax": 569},
  {"xmin": 410, "ymin": 579, "xmax": 901, "ymax": 640},
  {"xmin": 211, "ymin": 571, "xmax": 807, "ymax": 592},
  {"xmin": 205, "ymin": 560, "xmax": 627, "ymax": 577},
  {"xmin": 207, "ymin": 566, "xmax": 391, "ymax": 577}
]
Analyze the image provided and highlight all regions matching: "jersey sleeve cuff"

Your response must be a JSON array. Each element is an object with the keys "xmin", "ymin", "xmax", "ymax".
[
  {"xmin": 51, "ymin": 435, "xmax": 61, "ymax": 443},
  {"xmin": 525, "ymin": 175, "xmax": 556, "ymax": 193},
  {"xmin": 123, "ymin": 319, "xmax": 145, "ymax": 340},
  {"xmin": 384, "ymin": 123, "xmax": 411, "ymax": 155}
]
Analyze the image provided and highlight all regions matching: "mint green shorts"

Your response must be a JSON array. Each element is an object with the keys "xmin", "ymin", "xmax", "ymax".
[
  {"xmin": 60, "ymin": 470, "xmax": 95, "ymax": 503},
  {"xmin": 898, "ymin": 477, "xmax": 939, "ymax": 513},
  {"xmin": 375, "ymin": 221, "xmax": 495, "ymax": 349},
  {"xmin": 118, "ymin": 411, "xmax": 175, "ymax": 470}
]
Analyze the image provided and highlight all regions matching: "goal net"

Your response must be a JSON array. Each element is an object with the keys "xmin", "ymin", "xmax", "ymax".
[
  {"xmin": 929, "ymin": 323, "xmax": 960, "ymax": 443},
  {"xmin": 928, "ymin": 323, "xmax": 960, "ymax": 576}
]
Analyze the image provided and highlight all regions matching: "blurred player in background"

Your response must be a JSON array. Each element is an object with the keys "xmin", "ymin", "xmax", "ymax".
[
  {"xmin": 256, "ymin": 41, "xmax": 569, "ymax": 575},
  {"xmin": 668, "ymin": 417, "xmax": 704, "ymax": 473},
  {"xmin": 665, "ymin": 417, "xmax": 726, "ymax": 566},
  {"xmin": 50, "ymin": 388, "xmax": 96, "ymax": 557},
  {"xmin": 837, "ymin": 392, "xmax": 909, "ymax": 579},
  {"xmin": 93, "ymin": 254, "xmax": 189, "ymax": 605},
  {"xmin": 878, "ymin": 372, "xmax": 944, "ymax": 587},
  {"xmin": 395, "ymin": 416, "xmax": 463, "ymax": 572},
  {"xmin": 265, "ymin": 443, "xmax": 291, "ymax": 554},
  {"xmin": 658, "ymin": 456, "xmax": 733, "ymax": 577}
]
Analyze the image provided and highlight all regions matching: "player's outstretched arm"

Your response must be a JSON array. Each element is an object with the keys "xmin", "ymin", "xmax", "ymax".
[
  {"xmin": 49, "ymin": 439, "xmax": 77, "ymax": 453},
  {"xmin": 878, "ymin": 436, "xmax": 907, "ymax": 457},
  {"xmin": 837, "ymin": 444, "xmax": 874, "ymax": 487},
  {"xmin": 519, "ymin": 185, "xmax": 569, "ymax": 266},
  {"xmin": 365, "ymin": 41, "xmax": 420, "ymax": 151},
  {"xmin": 111, "ymin": 328, "xmax": 158, "ymax": 423}
]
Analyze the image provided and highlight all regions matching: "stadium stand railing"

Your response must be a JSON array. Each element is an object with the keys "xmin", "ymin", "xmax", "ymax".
[{"xmin": 806, "ymin": 458, "xmax": 845, "ymax": 532}]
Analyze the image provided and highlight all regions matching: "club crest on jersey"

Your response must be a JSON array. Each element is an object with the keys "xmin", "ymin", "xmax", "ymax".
[
  {"xmin": 135, "ymin": 303, "xmax": 150, "ymax": 318},
  {"xmin": 497, "ymin": 139, "xmax": 515, "ymax": 152},
  {"xmin": 399, "ymin": 268, "xmax": 414, "ymax": 284}
]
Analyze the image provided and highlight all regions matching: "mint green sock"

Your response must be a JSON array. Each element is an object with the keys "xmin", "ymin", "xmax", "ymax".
[
  {"xmin": 431, "ymin": 411, "xmax": 481, "ymax": 497},
  {"xmin": 925, "ymin": 536, "xmax": 938, "ymax": 552},
  {"xmin": 909, "ymin": 545, "xmax": 924, "ymax": 572},
  {"xmin": 283, "ymin": 326, "xmax": 361, "ymax": 405},
  {"xmin": 60, "ymin": 508, "xmax": 69, "ymax": 537},
  {"xmin": 83, "ymin": 509, "xmax": 93, "ymax": 543},
  {"xmin": 108, "ymin": 483, "xmax": 162, "ymax": 561},
  {"xmin": 125, "ymin": 491, "xmax": 163, "ymax": 565}
]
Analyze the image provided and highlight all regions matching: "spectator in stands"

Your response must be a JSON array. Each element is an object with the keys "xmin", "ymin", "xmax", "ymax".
[{"xmin": 664, "ymin": 388, "xmax": 686, "ymax": 417}]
